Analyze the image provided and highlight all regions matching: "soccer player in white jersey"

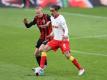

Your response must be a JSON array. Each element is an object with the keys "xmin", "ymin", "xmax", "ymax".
[{"xmin": 35, "ymin": 5, "xmax": 85, "ymax": 76}]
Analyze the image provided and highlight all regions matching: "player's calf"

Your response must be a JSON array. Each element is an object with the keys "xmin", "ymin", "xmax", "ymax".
[{"xmin": 64, "ymin": 51, "xmax": 85, "ymax": 75}]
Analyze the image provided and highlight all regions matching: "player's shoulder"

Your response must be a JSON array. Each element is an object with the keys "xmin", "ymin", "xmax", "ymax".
[
  {"xmin": 59, "ymin": 15, "xmax": 65, "ymax": 19},
  {"xmin": 57, "ymin": 15, "xmax": 65, "ymax": 21}
]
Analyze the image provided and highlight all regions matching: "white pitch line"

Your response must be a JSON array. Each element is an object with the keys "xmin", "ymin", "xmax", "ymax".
[
  {"xmin": 70, "ymin": 34, "xmax": 107, "ymax": 39},
  {"xmin": 44, "ymin": 10, "xmax": 107, "ymax": 19},
  {"xmin": 59, "ymin": 11, "xmax": 107, "ymax": 39},
  {"xmin": 72, "ymin": 50, "xmax": 107, "ymax": 57},
  {"xmin": 61, "ymin": 12, "xmax": 107, "ymax": 19}
]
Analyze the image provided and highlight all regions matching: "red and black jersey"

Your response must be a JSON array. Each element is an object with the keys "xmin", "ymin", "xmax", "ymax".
[{"xmin": 25, "ymin": 14, "xmax": 52, "ymax": 40}]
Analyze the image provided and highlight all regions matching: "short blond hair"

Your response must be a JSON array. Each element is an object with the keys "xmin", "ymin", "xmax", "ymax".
[{"xmin": 35, "ymin": 6, "xmax": 43, "ymax": 11}]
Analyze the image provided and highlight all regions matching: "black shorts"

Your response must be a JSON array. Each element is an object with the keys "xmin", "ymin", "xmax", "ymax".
[{"xmin": 35, "ymin": 39, "xmax": 48, "ymax": 48}]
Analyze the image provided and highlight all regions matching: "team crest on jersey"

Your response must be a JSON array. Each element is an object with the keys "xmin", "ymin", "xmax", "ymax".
[{"xmin": 53, "ymin": 26, "xmax": 58, "ymax": 28}]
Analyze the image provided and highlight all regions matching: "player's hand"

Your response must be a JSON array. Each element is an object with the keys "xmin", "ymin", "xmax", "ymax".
[
  {"xmin": 46, "ymin": 35, "xmax": 51, "ymax": 39},
  {"xmin": 46, "ymin": 35, "xmax": 50, "ymax": 39},
  {"xmin": 39, "ymin": 25, "xmax": 44, "ymax": 28},
  {"xmin": 62, "ymin": 35, "xmax": 68, "ymax": 40},
  {"xmin": 39, "ymin": 25, "xmax": 46, "ymax": 28},
  {"xmin": 23, "ymin": 18, "xmax": 28, "ymax": 24}
]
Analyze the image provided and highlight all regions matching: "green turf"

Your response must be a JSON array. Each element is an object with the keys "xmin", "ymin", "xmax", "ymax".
[{"xmin": 0, "ymin": 7, "xmax": 107, "ymax": 80}]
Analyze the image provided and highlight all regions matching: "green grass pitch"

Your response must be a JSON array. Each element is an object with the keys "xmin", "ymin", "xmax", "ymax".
[{"xmin": 0, "ymin": 7, "xmax": 107, "ymax": 80}]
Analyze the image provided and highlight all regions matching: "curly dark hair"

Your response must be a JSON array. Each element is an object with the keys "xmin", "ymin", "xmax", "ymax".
[{"xmin": 50, "ymin": 5, "xmax": 61, "ymax": 11}]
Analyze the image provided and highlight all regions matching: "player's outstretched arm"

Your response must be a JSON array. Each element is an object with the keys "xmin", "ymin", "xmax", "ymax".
[{"xmin": 23, "ymin": 18, "xmax": 35, "ymax": 28}]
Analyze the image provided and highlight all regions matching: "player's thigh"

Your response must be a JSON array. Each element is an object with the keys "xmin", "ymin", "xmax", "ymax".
[
  {"xmin": 44, "ymin": 44, "xmax": 52, "ymax": 52},
  {"xmin": 35, "ymin": 39, "xmax": 43, "ymax": 49},
  {"xmin": 39, "ymin": 40, "xmax": 48, "ymax": 51},
  {"xmin": 60, "ymin": 40, "xmax": 70, "ymax": 54},
  {"xmin": 46, "ymin": 40, "xmax": 59, "ymax": 52},
  {"xmin": 39, "ymin": 44, "xmax": 45, "ymax": 52},
  {"xmin": 35, "ymin": 39, "xmax": 43, "ymax": 56},
  {"xmin": 34, "ymin": 48, "xmax": 40, "ymax": 56}
]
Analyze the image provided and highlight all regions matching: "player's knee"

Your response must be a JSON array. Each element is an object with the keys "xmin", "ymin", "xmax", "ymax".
[
  {"xmin": 39, "ymin": 47, "xmax": 46, "ymax": 52},
  {"xmin": 65, "ymin": 55, "xmax": 70, "ymax": 59},
  {"xmin": 64, "ymin": 51, "xmax": 71, "ymax": 59},
  {"xmin": 34, "ymin": 50, "xmax": 40, "ymax": 57},
  {"xmin": 39, "ymin": 44, "xmax": 45, "ymax": 52},
  {"xmin": 39, "ymin": 48, "xmax": 43, "ymax": 52},
  {"xmin": 44, "ymin": 46, "xmax": 50, "ymax": 52}
]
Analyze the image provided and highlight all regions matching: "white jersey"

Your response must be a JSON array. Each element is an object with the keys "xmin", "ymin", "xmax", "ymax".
[{"xmin": 51, "ymin": 15, "xmax": 69, "ymax": 40}]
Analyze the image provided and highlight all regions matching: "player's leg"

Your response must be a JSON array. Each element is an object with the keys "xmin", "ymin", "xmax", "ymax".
[
  {"xmin": 39, "ymin": 40, "xmax": 50, "ymax": 66},
  {"xmin": 34, "ymin": 39, "xmax": 43, "ymax": 66},
  {"xmin": 64, "ymin": 51, "xmax": 85, "ymax": 75},
  {"xmin": 40, "ymin": 40, "xmax": 59, "ymax": 69},
  {"xmin": 64, "ymin": 51, "xmax": 83, "ymax": 69},
  {"xmin": 34, "ymin": 44, "xmax": 52, "ymax": 76},
  {"xmin": 34, "ymin": 48, "xmax": 41, "ymax": 66},
  {"xmin": 40, "ymin": 44, "xmax": 52, "ymax": 69},
  {"xmin": 39, "ymin": 43, "xmax": 48, "ymax": 68},
  {"xmin": 60, "ymin": 40, "xmax": 85, "ymax": 75}
]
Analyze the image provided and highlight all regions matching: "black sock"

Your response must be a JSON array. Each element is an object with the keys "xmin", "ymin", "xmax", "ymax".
[
  {"xmin": 36, "ymin": 56, "xmax": 47, "ymax": 66},
  {"xmin": 45, "ymin": 59, "xmax": 47, "ymax": 66},
  {"xmin": 36, "ymin": 56, "xmax": 41, "ymax": 66}
]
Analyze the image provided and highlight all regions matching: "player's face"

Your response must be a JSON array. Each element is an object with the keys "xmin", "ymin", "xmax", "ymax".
[
  {"xmin": 50, "ymin": 8, "xmax": 56, "ymax": 16},
  {"xmin": 35, "ymin": 9, "xmax": 43, "ymax": 18}
]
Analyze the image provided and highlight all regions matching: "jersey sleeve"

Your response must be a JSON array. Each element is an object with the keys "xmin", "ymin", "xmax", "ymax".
[
  {"xmin": 25, "ymin": 17, "xmax": 36, "ymax": 28},
  {"xmin": 60, "ymin": 16, "xmax": 68, "ymax": 36}
]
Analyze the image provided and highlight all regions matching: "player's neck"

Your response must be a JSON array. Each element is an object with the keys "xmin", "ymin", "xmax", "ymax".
[
  {"xmin": 38, "ymin": 13, "xmax": 44, "ymax": 18},
  {"xmin": 53, "ymin": 13, "xmax": 59, "ymax": 19}
]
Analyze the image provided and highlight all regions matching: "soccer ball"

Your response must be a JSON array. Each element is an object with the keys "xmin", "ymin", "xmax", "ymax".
[{"xmin": 34, "ymin": 67, "xmax": 44, "ymax": 76}]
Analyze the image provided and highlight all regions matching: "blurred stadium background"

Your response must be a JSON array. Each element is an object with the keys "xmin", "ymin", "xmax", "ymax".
[
  {"xmin": 0, "ymin": 0, "xmax": 107, "ymax": 8},
  {"xmin": 0, "ymin": 0, "xmax": 107, "ymax": 80}
]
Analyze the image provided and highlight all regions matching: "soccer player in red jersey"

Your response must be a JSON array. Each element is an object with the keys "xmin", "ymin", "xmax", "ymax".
[
  {"xmin": 36, "ymin": 5, "xmax": 85, "ymax": 76},
  {"xmin": 23, "ymin": 7, "xmax": 52, "ymax": 69}
]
